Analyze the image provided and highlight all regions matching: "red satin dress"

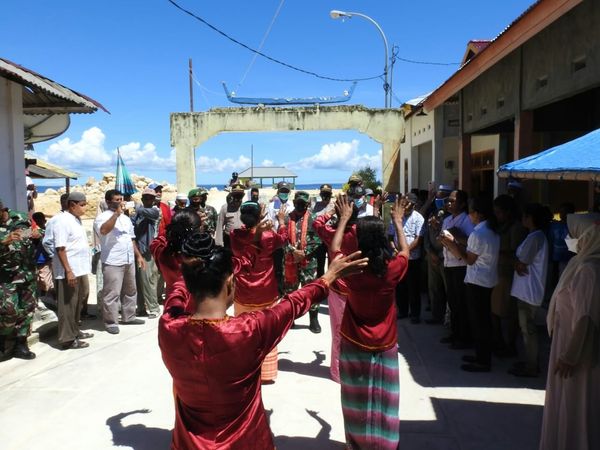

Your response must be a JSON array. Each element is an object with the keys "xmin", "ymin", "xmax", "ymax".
[
  {"xmin": 229, "ymin": 225, "xmax": 288, "ymax": 306},
  {"xmin": 150, "ymin": 234, "xmax": 182, "ymax": 294},
  {"xmin": 158, "ymin": 279, "xmax": 329, "ymax": 449}
]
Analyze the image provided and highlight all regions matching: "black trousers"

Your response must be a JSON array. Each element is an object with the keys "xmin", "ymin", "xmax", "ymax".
[
  {"xmin": 273, "ymin": 247, "xmax": 284, "ymax": 296},
  {"xmin": 315, "ymin": 243, "xmax": 327, "ymax": 278},
  {"xmin": 466, "ymin": 283, "xmax": 493, "ymax": 366},
  {"xmin": 444, "ymin": 266, "xmax": 471, "ymax": 344},
  {"xmin": 395, "ymin": 258, "xmax": 422, "ymax": 319}
]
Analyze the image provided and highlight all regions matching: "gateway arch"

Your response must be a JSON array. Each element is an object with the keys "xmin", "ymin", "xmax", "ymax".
[{"xmin": 171, "ymin": 105, "xmax": 404, "ymax": 193}]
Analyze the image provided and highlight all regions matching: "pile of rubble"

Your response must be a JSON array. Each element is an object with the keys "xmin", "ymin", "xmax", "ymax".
[{"xmin": 37, "ymin": 173, "xmax": 177, "ymax": 218}]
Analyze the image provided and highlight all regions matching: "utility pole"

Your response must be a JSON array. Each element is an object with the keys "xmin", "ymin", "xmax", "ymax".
[{"xmin": 188, "ymin": 58, "xmax": 194, "ymax": 112}]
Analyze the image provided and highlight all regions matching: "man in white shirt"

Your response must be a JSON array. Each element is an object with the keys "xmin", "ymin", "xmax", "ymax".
[
  {"xmin": 440, "ymin": 190, "xmax": 474, "ymax": 348},
  {"xmin": 267, "ymin": 181, "xmax": 294, "ymax": 295},
  {"xmin": 95, "ymin": 189, "xmax": 146, "ymax": 334},
  {"xmin": 389, "ymin": 193, "xmax": 425, "ymax": 323},
  {"xmin": 49, "ymin": 192, "xmax": 93, "ymax": 350}
]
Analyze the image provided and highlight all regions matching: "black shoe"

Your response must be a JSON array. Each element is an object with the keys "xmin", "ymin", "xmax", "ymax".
[
  {"xmin": 440, "ymin": 335, "xmax": 454, "ymax": 344},
  {"xmin": 12, "ymin": 337, "xmax": 36, "ymax": 360},
  {"xmin": 461, "ymin": 363, "xmax": 491, "ymax": 373},
  {"xmin": 410, "ymin": 317, "xmax": 421, "ymax": 324},
  {"xmin": 309, "ymin": 310, "xmax": 321, "ymax": 334},
  {"xmin": 121, "ymin": 318, "xmax": 145, "ymax": 325}
]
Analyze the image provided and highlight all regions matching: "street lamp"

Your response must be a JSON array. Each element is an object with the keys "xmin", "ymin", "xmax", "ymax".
[{"xmin": 330, "ymin": 9, "xmax": 390, "ymax": 108}]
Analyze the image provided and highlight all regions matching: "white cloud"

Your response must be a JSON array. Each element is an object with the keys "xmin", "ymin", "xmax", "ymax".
[
  {"xmin": 289, "ymin": 139, "xmax": 382, "ymax": 172},
  {"xmin": 261, "ymin": 159, "xmax": 275, "ymax": 167},
  {"xmin": 196, "ymin": 155, "xmax": 251, "ymax": 173},
  {"xmin": 40, "ymin": 126, "xmax": 174, "ymax": 172},
  {"xmin": 43, "ymin": 126, "xmax": 111, "ymax": 170}
]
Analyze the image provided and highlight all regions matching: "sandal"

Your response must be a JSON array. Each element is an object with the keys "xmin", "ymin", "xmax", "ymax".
[
  {"xmin": 61, "ymin": 339, "xmax": 90, "ymax": 350},
  {"xmin": 77, "ymin": 332, "xmax": 94, "ymax": 340}
]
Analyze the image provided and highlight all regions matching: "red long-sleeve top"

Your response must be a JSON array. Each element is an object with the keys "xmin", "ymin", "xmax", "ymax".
[
  {"xmin": 312, "ymin": 214, "xmax": 357, "ymax": 296},
  {"xmin": 230, "ymin": 225, "xmax": 288, "ymax": 306},
  {"xmin": 158, "ymin": 279, "xmax": 329, "ymax": 449},
  {"xmin": 150, "ymin": 234, "xmax": 182, "ymax": 294}
]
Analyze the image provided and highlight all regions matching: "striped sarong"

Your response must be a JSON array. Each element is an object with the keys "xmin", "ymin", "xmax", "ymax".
[
  {"xmin": 327, "ymin": 290, "xmax": 347, "ymax": 383},
  {"xmin": 234, "ymin": 300, "xmax": 278, "ymax": 382},
  {"xmin": 340, "ymin": 339, "xmax": 400, "ymax": 450}
]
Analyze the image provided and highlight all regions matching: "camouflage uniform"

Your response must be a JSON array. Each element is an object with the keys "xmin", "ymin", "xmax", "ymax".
[
  {"xmin": 198, "ymin": 204, "xmax": 218, "ymax": 236},
  {"xmin": 283, "ymin": 209, "xmax": 322, "ymax": 312},
  {"xmin": 0, "ymin": 210, "xmax": 39, "ymax": 338}
]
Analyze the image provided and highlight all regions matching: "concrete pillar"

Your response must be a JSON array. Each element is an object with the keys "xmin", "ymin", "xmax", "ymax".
[
  {"xmin": 0, "ymin": 78, "xmax": 26, "ymax": 211},
  {"xmin": 514, "ymin": 110, "xmax": 534, "ymax": 160},
  {"xmin": 382, "ymin": 139, "xmax": 401, "ymax": 193},
  {"xmin": 458, "ymin": 133, "xmax": 472, "ymax": 194},
  {"xmin": 432, "ymin": 108, "xmax": 445, "ymax": 186},
  {"xmin": 175, "ymin": 141, "xmax": 196, "ymax": 194}
]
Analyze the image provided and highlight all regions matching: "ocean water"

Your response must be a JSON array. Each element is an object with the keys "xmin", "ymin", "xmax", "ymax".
[{"xmin": 36, "ymin": 182, "xmax": 345, "ymax": 193}]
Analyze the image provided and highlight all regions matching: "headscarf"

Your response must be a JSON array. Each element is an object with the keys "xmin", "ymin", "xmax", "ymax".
[{"xmin": 547, "ymin": 213, "xmax": 600, "ymax": 334}]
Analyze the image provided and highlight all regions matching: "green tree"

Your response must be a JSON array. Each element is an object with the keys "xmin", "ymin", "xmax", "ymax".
[{"xmin": 353, "ymin": 166, "xmax": 381, "ymax": 192}]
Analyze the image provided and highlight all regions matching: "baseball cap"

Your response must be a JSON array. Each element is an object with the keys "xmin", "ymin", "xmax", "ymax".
[
  {"xmin": 148, "ymin": 182, "xmax": 163, "ymax": 190},
  {"xmin": 67, "ymin": 192, "xmax": 86, "ymax": 203},
  {"xmin": 277, "ymin": 181, "xmax": 290, "ymax": 192},
  {"xmin": 141, "ymin": 188, "xmax": 156, "ymax": 197},
  {"xmin": 348, "ymin": 174, "xmax": 363, "ymax": 184},
  {"xmin": 406, "ymin": 193, "xmax": 419, "ymax": 204},
  {"xmin": 319, "ymin": 184, "xmax": 333, "ymax": 194},
  {"xmin": 438, "ymin": 184, "xmax": 453, "ymax": 192},
  {"xmin": 294, "ymin": 191, "xmax": 310, "ymax": 202}
]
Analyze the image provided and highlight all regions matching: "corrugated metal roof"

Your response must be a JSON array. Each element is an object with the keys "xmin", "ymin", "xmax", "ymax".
[
  {"xmin": 0, "ymin": 58, "xmax": 108, "ymax": 115},
  {"xmin": 238, "ymin": 166, "xmax": 297, "ymax": 178},
  {"xmin": 25, "ymin": 152, "xmax": 79, "ymax": 179}
]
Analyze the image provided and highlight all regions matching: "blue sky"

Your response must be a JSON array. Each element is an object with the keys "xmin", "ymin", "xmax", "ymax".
[{"xmin": 1, "ymin": 0, "xmax": 533, "ymax": 186}]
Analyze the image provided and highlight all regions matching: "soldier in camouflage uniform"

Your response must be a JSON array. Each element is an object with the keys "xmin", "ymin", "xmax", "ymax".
[
  {"xmin": 283, "ymin": 191, "xmax": 323, "ymax": 333},
  {"xmin": 0, "ymin": 198, "xmax": 40, "ymax": 360},
  {"xmin": 187, "ymin": 188, "xmax": 218, "ymax": 236}
]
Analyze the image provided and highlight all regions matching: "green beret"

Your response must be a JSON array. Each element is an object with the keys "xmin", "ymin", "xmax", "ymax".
[{"xmin": 188, "ymin": 188, "xmax": 201, "ymax": 198}]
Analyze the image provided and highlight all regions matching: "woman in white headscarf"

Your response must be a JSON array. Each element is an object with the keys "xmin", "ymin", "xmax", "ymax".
[{"xmin": 539, "ymin": 213, "xmax": 600, "ymax": 450}]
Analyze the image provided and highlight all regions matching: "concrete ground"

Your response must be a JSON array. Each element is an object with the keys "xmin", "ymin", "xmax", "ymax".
[{"xmin": 0, "ymin": 297, "xmax": 547, "ymax": 450}]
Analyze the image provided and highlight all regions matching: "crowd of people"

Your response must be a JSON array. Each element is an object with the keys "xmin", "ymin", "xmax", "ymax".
[{"xmin": 0, "ymin": 171, "xmax": 599, "ymax": 449}]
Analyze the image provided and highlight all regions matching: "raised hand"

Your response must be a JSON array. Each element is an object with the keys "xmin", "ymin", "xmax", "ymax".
[
  {"xmin": 322, "ymin": 251, "xmax": 368, "ymax": 285},
  {"xmin": 335, "ymin": 195, "xmax": 354, "ymax": 223},
  {"xmin": 391, "ymin": 195, "xmax": 407, "ymax": 222},
  {"xmin": 277, "ymin": 204, "xmax": 287, "ymax": 223}
]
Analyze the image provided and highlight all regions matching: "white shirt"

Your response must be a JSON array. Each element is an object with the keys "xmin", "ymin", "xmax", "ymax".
[
  {"xmin": 511, "ymin": 229, "xmax": 549, "ymax": 306},
  {"xmin": 465, "ymin": 220, "xmax": 500, "ymax": 288},
  {"xmin": 51, "ymin": 212, "xmax": 91, "ymax": 279},
  {"xmin": 267, "ymin": 198, "xmax": 294, "ymax": 231},
  {"xmin": 94, "ymin": 210, "xmax": 136, "ymax": 266},
  {"xmin": 389, "ymin": 210, "xmax": 425, "ymax": 260},
  {"xmin": 357, "ymin": 202, "xmax": 374, "ymax": 218},
  {"xmin": 443, "ymin": 212, "xmax": 475, "ymax": 267},
  {"xmin": 42, "ymin": 211, "xmax": 65, "ymax": 258}
]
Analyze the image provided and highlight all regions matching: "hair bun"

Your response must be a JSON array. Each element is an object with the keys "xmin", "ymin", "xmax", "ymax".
[{"xmin": 181, "ymin": 232, "xmax": 215, "ymax": 261}]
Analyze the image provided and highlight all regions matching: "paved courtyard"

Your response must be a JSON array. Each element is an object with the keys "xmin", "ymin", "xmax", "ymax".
[{"xmin": 0, "ymin": 298, "xmax": 547, "ymax": 450}]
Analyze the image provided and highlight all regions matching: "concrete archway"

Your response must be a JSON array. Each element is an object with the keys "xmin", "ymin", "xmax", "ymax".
[{"xmin": 170, "ymin": 105, "xmax": 404, "ymax": 193}]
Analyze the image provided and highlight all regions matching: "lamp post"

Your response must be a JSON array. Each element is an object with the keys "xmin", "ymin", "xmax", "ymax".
[{"xmin": 330, "ymin": 9, "xmax": 390, "ymax": 108}]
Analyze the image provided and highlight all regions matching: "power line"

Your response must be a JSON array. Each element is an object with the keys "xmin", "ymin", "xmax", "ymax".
[
  {"xmin": 238, "ymin": 0, "xmax": 286, "ymax": 87},
  {"xmin": 166, "ymin": 0, "xmax": 383, "ymax": 82},
  {"xmin": 396, "ymin": 56, "xmax": 459, "ymax": 66}
]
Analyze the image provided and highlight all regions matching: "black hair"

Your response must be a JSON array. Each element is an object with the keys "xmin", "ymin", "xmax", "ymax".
[
  {"xmin": 240, "ymin": 203, "xmax": 260, "ymax": 229},
  {"xmin": 32, "ymin": 212, "xmax": 46, "ymax": 228},
  {"xmin": 181, "ymin": 232, "xmax": 233, "ymax": 301},
  {"xmin": 105, "ymin": 189, "xmax": 123, "ymax": 202},
  {"xmin": 356, "ymin": 217, "xmax": 393, "ymax": 277},
  {"xmin": 59, "ymin": 193, "xmax": 69, "ymax": 211},
  {"xmin": 522, "ymin": 203, "xmax": 552, "ymax": 229},
  {"xmin": 493, "ymin": 194, "xmax": 518, "ymax": 216},
  {"xmin": 251, "ymin": 187, "xmax": 259, "ymax": 193},
  {"xmin": 469, "ymin": 197, "xmax": 497, "ymax": 232},
  {"xmin": 166, "ymin": 210, "xmax": 202, "ymax": 254},
  {"xmin": 454, "ymin": 190, "xmax": 469, "ymax": 213},
  {"xmin": 559, "ymin": 202, "xmax": 575, "ymax": 215}
]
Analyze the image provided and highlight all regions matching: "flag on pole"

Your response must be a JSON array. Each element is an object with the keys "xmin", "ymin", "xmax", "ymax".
[{"xmin": 115, "ymin": 148, "xmax": 137, "ymax": 196}]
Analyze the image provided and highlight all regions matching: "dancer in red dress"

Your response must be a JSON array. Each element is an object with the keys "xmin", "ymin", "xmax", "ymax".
[{"xmin": 158, "ymin": 231, "xmax": 367, "ymax": 449}]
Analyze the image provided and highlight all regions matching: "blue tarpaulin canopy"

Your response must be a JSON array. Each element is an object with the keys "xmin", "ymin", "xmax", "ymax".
[{"xmin": 497, "ymin": 128, "xmax": 600, "ymax": 181}]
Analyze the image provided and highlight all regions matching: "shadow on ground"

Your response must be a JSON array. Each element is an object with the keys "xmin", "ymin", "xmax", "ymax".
[
  {"xmin": 270, "ymin": 409, "xmax": 345, "ymax": 449},
  {"xmin": 107, "ymin": 409, "xmax": 171, "ymax": 450},
  {"xmin": 278, "ymin": 350, "xmax": 330, "ymax": 380}
]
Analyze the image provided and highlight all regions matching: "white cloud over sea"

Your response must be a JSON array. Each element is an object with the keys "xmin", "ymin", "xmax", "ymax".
[{"xmin": 289, "ymin": 139, "xmax": 382, "ymax": 172}]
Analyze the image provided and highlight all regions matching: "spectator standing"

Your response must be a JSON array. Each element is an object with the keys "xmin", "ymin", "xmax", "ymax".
[
  {"xmin": 215, "ymin": 184, "xmax": 245, "ymax": 247},
  {"xmin": 32, "ymin": 212, "xmax": 54, "ymax": 307},
  {"xmin": 439, "ymin": 190, "xmax": 474, "ymax": 349},
  {"xmin": 491, "ymin": 195, "xmax": 527, "ymax": 357},
  {"xmin": 51, "ymin": 192, "xmax": 93, "ymax": 350},
  {"xmin": 0, "ymin": 197, "xmax": 40, "ymax": 360},
  {"xmin": 172, "ymin": 193, "xmax": 188, "ymax": 215},
  {"xmin": 509, "ymin": 203, "xmax": 550, "ymax": 377},
  {"xmin": 312, "ymin": 184, "xmax": 335, "ymax": 284},
  {"xmin": 540, "ymin": 214, "xmax": 600, "ymax": 450},
  {"xmin": 94, "ymin": 189, "xmax": 146, "ymax": 334},
  {"xmin": 133, "ymin": 188, "xmax": 161, "ymax": 318},
  {"xmin": 148, "ymin": 183, "xmax": 172, "ymax": 236},
  {"xmin": 348, "ymin": 185, "xmax": 374, "ymax": 218},
  {"xmin": 284, "ymin": 191, "xmax": 322, "ymax": 333},
  {"xmin": 267, "ymin": 181, "xmax": 294, "ymax": 294},
  {"xmin": 444, "ymin": 198, "xmax": 500, "ymax": 372},
  {"xmin": 187, "ymin": 188, "xmax": 218, "ymax": 236},
  {"xmin": 389, "ymin": 192, "xmax": 425, "ymax": 323}
]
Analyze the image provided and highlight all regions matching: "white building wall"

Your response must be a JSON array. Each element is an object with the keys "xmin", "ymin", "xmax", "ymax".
[{"xmin": 0, "ymin": 78, "xmax": 26, "ymax": 211}]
